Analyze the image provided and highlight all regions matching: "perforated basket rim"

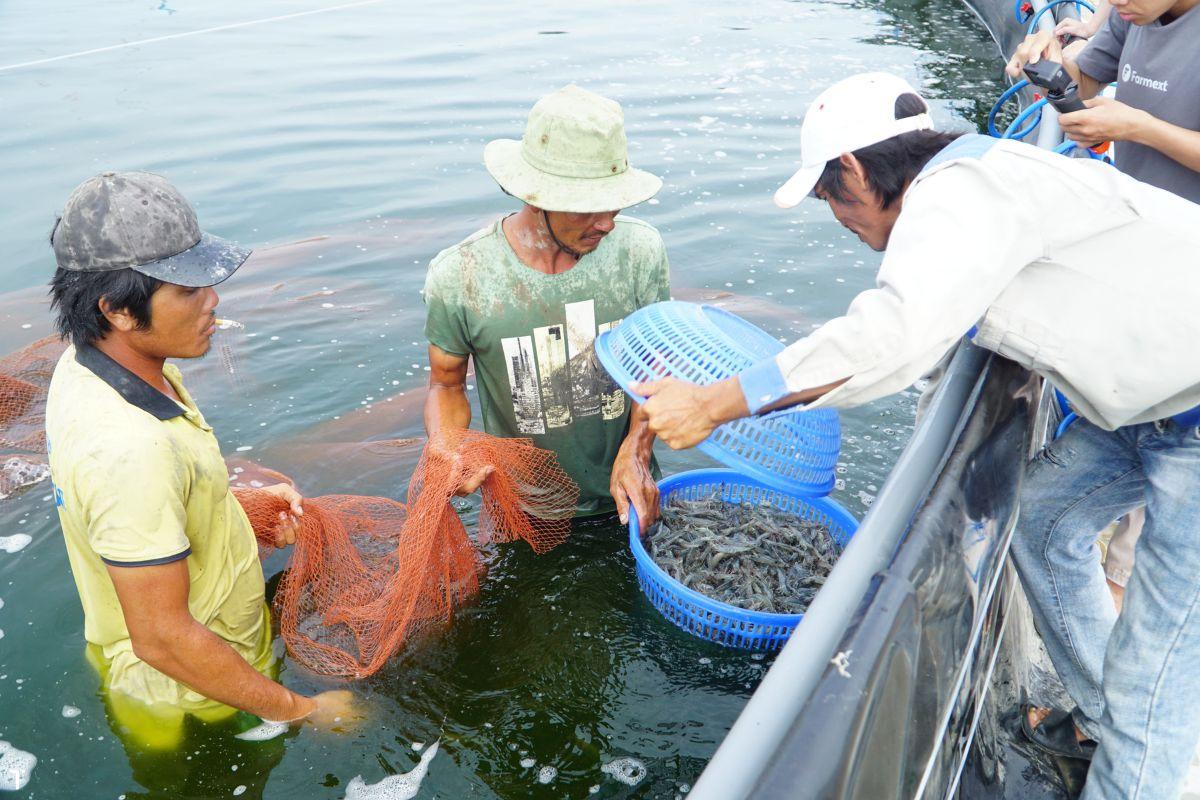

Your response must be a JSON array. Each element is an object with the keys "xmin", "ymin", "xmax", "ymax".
[{"xmin": 628, "ymin": 468, "xmax": 859, "ymax": 639}]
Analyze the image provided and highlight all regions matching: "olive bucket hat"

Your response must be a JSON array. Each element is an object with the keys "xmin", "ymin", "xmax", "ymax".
[
  {"xmin": 484, "ymin": 84, "xmax": 662, "ymax": 213},
  {"xmin": 50, "ymin": 171, "xmax": 250, "ymax": 287}
]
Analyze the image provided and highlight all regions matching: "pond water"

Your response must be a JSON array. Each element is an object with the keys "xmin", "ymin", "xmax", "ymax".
[{"xmin": 0, "ymin": 0, "xmax": 1006, "ymax": 797}]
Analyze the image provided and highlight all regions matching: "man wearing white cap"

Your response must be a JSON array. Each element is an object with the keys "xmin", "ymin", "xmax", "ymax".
[
  {"xmin": 634, "ymin": 72, "xmax": 1200, "ymax": 799},
  {"xmin": 423, "ymin": 84, "xmax": 669, "ymax": 528}
]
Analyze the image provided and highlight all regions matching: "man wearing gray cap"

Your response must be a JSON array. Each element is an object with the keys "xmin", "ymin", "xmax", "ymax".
[
  {"xmin": 423, "ymin": 84, "xmax": 670, "ymax": 530},
  {"xmin": 45, "ymin": 171, "xmax": 351, "ymax": 747}
]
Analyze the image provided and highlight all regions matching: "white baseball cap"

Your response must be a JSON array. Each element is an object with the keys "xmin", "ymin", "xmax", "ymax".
[{"xmin": 774, "ymin": 72, "xmax": 935, "ymax": 209}]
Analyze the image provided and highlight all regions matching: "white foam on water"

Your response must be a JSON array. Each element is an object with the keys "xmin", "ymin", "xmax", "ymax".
[
  {"xmin": 0, "ymin": 534, "xmax": 32, "ymax": 554},
  {"xmin": 0, "ymin": 740, "xmax": 36, "ymax": 791},
  {"xmin": 519, "ymin": 758, "xmax": 536, "ymax": 769},
  {"xmin": 601, "ymin": 757, "xmax": 647, "ymax": 787},
  {"xmin": 344, "ymin": 739, "xmax": 438, "ymax": 800},
  {"xmin": 537, "ymin": 766, "xmax": 557, "ymax": 784},
  {"xmin": 61, "ymin": 705, "xmax": 81, "ymax": 719},
  {"xmin": 234, "ymin": 720, "xmax": 288, "ymax": 742}
]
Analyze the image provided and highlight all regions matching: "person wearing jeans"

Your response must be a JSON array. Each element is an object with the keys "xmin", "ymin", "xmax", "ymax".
[
  {"xmin": 1007, "ymin": 416, "xmax": 1200, "ymax": 795},
  {"xmin": 633, "ymin": 72, "xmax": 1200, "ymax": 799}
]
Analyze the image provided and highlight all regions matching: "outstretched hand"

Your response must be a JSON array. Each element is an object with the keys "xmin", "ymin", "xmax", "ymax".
[{"xmin": 632, "ymin": 378, "xmax": 721, "ymax": 450}]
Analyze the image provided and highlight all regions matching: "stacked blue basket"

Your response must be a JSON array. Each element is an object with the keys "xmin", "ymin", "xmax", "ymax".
[
  {"xmin": 596, "ymin": 301, "xmax": 841, "ymax": 495},
  {"xmin": 595, "ymin": 301, "xmax": 859, "ymax": 650}
]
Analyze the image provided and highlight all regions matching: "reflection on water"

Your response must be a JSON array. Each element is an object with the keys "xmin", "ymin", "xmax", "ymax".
[{"xmin": 0, "ymin": 0, "xmax": 1006, "ymax": 796}]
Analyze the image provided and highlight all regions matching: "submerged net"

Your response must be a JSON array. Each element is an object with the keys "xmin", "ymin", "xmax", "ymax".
[
  {"xmin": 0, "ymin": 336, "xmax": 67, "ymax": 452},
  {"xmin": 234, "ymin": 428, "xmax": 577, "ymax": 678}
]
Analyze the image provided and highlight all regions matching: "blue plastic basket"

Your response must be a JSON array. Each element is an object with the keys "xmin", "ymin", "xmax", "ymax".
[
  {"xmin": 595, "ymin": 301, "xmax": 841, "ymax": 496},
  {"xmin": 629, "ymin": 468, "xmax": 859, "ymax": 650}
]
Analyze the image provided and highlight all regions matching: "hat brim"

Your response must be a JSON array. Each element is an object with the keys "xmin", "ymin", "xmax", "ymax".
[
  {"xmin": 484, "ymin": 139, "xmax": 662, "ymax": 213},
  {"xmin": 132, "ymin": 231, "xmax": 251, "ymax": 288},
  {"xmin": 773, "ymin": 163, "xmax": 825, "ymax": 209}
]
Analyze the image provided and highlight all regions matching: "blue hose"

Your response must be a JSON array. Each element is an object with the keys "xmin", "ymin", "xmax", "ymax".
[
  {"xmin": 1026, "ymin": 0, "xmax": 1096, "ymax": 33},
  {"xmin": 1003, "ymin": 97, "xmax": 1048, "ymax": 140},
  {"xmin": 988, "ymin": 79, "xmax": 1030, "ymax": 137},
  {"xmin": 1054, "ymin": 411, "xmax": 1079, "ymax": 439}
]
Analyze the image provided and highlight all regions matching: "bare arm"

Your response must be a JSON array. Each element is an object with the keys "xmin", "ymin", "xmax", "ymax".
[
  {"xmin": 633, "ymin": 375, "xmax": 850, "ymax": 451},
  {"xmin": 423, "ymin": 344, "xmax": 472, "ymax": 434},
  {"xmin": 108, "ymin": 559, "xmax": 315, "ymax": 722},
  {"xmin": 423, "ymin": 343, "xmax": 492, "ymax": 494},
  {"xmin": 1130, "ymin": 115, "xmax": 1200, "ymax": 173},
  {"xmin": 610, "ymin": 403, "xmax": 659, "ymax": 532}
]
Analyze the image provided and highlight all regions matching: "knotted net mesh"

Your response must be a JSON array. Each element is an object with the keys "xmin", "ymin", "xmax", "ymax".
[
  {"xmin": 234, "ymin": 428, "xmax": 577, "ymax": 678},
  {"xmin": 0, "ymin": 337, "xmax": 576, "ymax": 678},
  {"xmin": 0, "ymin": 336, "xmax": 66, "ymax": 452}
]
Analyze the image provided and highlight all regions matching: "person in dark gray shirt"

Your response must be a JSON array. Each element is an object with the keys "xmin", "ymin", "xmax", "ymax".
[{"xmin": 1008, "ymin": 0, "xmax": 1200, "ymax": 202}]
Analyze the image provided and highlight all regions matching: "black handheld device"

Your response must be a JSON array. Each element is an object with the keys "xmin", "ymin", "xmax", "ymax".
[{"xmin": 1022, "ymin": 60, "xmax": 1087, "ymax": 114}]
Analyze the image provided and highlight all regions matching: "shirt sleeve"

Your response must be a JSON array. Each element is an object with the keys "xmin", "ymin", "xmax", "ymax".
[
  {"xmin": 1075, "ymin": 10, "xmax": 1129, "ymax": 85},
  {"xmin": 739, "ymin": 159, "xmax": 1044, "ymax": 412},
  {"xmin": 422, "ymin": 256, "xmax": 473, "ymax": 357},
  {"xmin": 76, "ymin": 438, "xmax": 191, "ymax": 566}
]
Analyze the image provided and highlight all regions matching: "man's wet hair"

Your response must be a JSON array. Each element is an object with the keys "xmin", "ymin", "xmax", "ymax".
[
  {"xmin": 49, "ymin": 267, "xmax": 162, "ymax": 347},
  {"xmin": 814, "ymin": 93, "xmax": 964, "ymax": 209}
]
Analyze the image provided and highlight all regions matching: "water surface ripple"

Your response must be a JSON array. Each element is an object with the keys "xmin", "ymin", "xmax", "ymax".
[{"xmin": 0, "ymin": 1, "xmax": 1003, "ymax": 796}]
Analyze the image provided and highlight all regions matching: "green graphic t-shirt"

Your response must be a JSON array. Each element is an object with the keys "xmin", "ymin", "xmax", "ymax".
[{"xmin": 423, "ymin": 215, "xmax": 671, "ymax": 516}]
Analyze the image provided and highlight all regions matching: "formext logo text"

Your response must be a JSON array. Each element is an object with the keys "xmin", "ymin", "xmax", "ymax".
[{"xmin": 1122, "ymin": 63, "xmax": 1168, "ymax": 92}]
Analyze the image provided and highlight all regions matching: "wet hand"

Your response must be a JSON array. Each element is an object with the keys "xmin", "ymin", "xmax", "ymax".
[
  {"xmin": 632, "ymin": 378, "xmax": 719, "ymax": 450},
  {"xmin": 1006, "ymin": 29, "xmax": 1062, "ymax": 78},
  {"xmin": 262, "ymin": 483, "xmax": 304, "ymax": 547},
  {"xmin": 429, "ymin": 432, "xmax": 494, "ymax": 496},
  {"xmin": 610, "ymin": 448, "xmax": 659, "ymax": 534},
  {"xmin": 302, "ymin": 690, "xmax": 360, "ymax": 732},
  {"xmin": 1059, "ymin": 97, "xmax": 1147, "ymax": 144}
]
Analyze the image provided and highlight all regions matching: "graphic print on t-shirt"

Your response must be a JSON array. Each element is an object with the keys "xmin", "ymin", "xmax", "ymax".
[{"xmin": 501, "ymin": 299, "xmax": 625, "ymax": 434}]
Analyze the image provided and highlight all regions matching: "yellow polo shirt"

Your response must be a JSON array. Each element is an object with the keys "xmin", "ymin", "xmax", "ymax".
[{"xmin": 46, "ymin": 344, "xmax": 273, "ymax": 745}]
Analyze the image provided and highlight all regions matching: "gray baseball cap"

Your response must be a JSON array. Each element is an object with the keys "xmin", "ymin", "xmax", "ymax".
[{"xmin": 50, "ymin": 171, "xmax": 250, "ymax": 287}]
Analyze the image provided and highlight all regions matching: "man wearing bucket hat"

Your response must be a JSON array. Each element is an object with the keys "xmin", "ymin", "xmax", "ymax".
[
  {"xmin": 423, "ymin": 85, "xmax": 670, "ymax": 528},
  {"xmin": 45, "ymin": 172, "xmax": 353, "ymax": 749},
  {"xmin": 633, "ymin": 72, "xmax": 1200, "ymax": 799}
]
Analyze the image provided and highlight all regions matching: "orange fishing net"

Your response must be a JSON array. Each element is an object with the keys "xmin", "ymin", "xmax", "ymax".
[
  {"xmin": 234, "ymin": 428, "xmax": 577, "ymax": 678},
  {"xmin": 0, "ymin": 337, "xmax": 577, "ymax": 677},
  {"xmin": 0, "ymin": 336, "xmax": 67, "ymax": 452}
]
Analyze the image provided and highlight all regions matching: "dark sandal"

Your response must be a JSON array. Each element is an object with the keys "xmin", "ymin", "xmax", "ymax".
[
  {"xmin": 1020, "ymin": 704, "xmax": 1098, "ymax": 762},
  {"xmin": 1050, "ymin": 754, "xmax": 1091, "ymax": 800}
]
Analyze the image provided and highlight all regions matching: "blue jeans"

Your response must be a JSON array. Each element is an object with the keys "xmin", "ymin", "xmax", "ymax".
[{"xmin": 1009, "ymin": 417, "xmax": 1200, "ymax": 800}]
